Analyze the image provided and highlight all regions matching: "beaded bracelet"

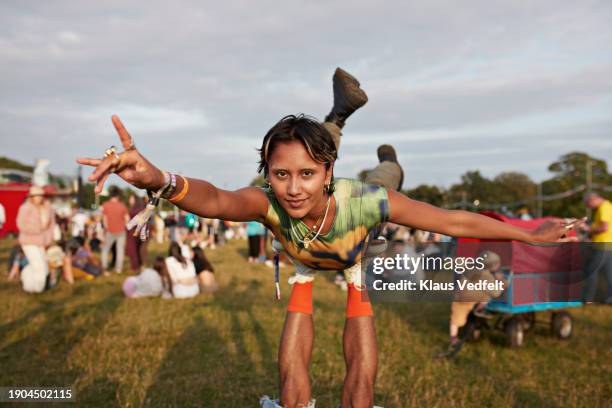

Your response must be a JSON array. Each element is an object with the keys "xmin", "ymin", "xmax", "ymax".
[{"xmin": 161, "ymin": 172, "xmax": 177, "ymax": 199}]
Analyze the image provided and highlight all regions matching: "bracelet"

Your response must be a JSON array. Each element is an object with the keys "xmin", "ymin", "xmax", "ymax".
[
  {"xmin": 161, "ymin": 172, "xmax": 177, "ymax": 199},
  {"xmin": 169, "ymin": 175, "xmax": 189, "ymax": 203}
]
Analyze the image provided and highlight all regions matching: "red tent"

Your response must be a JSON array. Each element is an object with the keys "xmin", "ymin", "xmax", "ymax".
[{"xmin": 0, "ymin": 183, "xmax": 57, "ymax": 237}]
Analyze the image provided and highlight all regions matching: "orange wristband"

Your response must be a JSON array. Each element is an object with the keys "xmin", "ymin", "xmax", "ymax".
[{"xmin": 169, "ymin": 175, "xmax": 189, "ymax": 203}]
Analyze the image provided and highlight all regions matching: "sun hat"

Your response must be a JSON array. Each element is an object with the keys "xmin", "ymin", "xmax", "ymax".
[{"xmin": 28, "ymin": 185, "xmax": 45, "ymax": 197}]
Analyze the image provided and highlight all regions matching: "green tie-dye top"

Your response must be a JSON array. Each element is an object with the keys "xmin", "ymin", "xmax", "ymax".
[{"xmin": 263, "ymin": 178, "xmax": 389, "ymax": 270}]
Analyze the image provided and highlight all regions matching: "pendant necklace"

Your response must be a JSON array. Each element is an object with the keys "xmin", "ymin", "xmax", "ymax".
[{"xmin": 290, "ymin": 196, "xmax": 332, "ymax": 249}]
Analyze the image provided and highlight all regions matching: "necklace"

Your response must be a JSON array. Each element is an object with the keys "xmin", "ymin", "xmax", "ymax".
[
  {"xmin": 309, "ymin": 203, "xmax": 327, "ymax": 230},
  {"xmin": 290, "ymin": 195, "xmax": 332, "ymax": 249}
]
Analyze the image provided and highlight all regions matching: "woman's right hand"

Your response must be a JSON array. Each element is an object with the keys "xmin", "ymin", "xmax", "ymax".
[{"xmin": 76, "ymin": 115, "xmax": 166, "ymax": 194}]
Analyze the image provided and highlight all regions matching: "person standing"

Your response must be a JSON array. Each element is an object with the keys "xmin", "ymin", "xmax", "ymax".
[
  {"xmin": 71, "ymin": 205, "xmax": 89, "ymax": 238},
  {"xmin": 126, "ymin": 194, "xmax": 146, "ymax": 273},
  {"xmin": 16, "ymin": 186, "xmax": 55, "ymax": 293},
  {"xmin": 154, "ymin": 213, "xmax": 165, "ymax": 244},
  {"xmin": 582, "ymin": 192, "xmax": 612, "ymax": 303},
  {"xmin": 246, "ymin": 220, "xmax": 265, "ymax": 263},
  {"xmin": 165, "ymin": 212, "xmax": 178, "ymax": 242},
  {"xmin": 101, "ymin": 186, "xmax": 129, "ymax": 274}
]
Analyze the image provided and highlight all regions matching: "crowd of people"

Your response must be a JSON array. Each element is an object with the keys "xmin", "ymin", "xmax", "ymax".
[{"xmin": 3, "ymin": 184, "xmax": 280, "ymax": 298}]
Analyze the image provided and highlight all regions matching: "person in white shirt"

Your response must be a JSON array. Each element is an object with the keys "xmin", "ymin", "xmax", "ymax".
[
  {"xmin": 71, "ymin": 207, "xmax": 89, "ymax": 238},
  {"xmin": 164, "ymin": 241, "xmax": 199, "ymax": 298}
]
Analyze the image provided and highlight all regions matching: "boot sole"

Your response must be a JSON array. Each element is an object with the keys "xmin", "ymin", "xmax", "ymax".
[{"xmin": 333, "ymin": 68, "xmax": 368, "ymax": 108}]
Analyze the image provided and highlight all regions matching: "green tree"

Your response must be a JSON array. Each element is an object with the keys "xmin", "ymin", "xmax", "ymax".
[
  {"xmin": 542, "ymin": 151, "xmax": 610, "ymax": 218},
  {"xmin": 404, "ymin": 184, "xmax": 447, "ymax": 207},
  {"xmin": 448, "ymin": 170, "xmax": 500, "ymax": 209},
  {"xmin": 493, "ymin": 172, "xmax": 537, "ymax": 213},
  {"xmin": 80, "ymin": 182, "xmax": 97, "ymax": 210},
  {"xmin": 0, "ymin": 156, "xmax": 34, "ymax": 172}
]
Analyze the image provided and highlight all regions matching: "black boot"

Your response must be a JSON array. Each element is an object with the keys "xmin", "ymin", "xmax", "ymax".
[
  {"xmin": 377, "ymin": 144, "xmax": 398, "ymax": 163},
  {"xmin": 324, "ymin": 67, "xmax": 368, "ymax": 129}
]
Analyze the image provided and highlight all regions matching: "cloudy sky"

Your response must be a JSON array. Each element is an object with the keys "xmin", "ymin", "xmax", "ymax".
[{"xmin": 1, "ymin": 1, "xmax": 611, "ymax": 190}]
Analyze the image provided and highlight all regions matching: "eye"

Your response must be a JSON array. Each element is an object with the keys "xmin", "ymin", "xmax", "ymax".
[
  {"xmin": 302, "ymin": 169, "xmax": 314, "ymax": 177},
  {"xmin": 275, "ymin": 170, "xmax": 288, "ymax": 178}
]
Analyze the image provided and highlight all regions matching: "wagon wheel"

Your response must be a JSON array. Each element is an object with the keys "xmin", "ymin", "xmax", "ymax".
[
  {"xmin": 520, "ymin": 312, "xmax": 536, "ymax": 332},
  {"xmin": 463, "ymin": 318, "xmax": 482, "ymax": 343},
  {"xmin": 551, "ymin": 311, "xmax": 573, "ymax": 340},
  {"xmin": 505, "ymin": 317, "xmax": 524, "ymax": 348}
]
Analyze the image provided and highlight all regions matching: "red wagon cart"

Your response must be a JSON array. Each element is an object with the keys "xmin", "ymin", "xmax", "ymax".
[{"xmin": 457, "ymin": 212, "xmax": 583, "ymax": 347}]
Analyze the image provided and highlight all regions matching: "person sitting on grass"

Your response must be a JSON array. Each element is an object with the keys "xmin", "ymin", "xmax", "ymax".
[
  {"xmin": 77, "ymin": 84, "xmax": 581, "ymax": 408},
  {"xmin": 442, "ymin": 250, "xmax": 507, "ymax": 358},
  {"xmin": 46, "ymin": 242, "xmax": 67, "ymax": 287},
  {"xmin": 122, "ymin": 256, "xmax": 168, "ymax": 298},
  {"xmin": 164, "ymin": 241, "xmax": 199, "ymax": 299},
  {"xmin": 192, "ymin": 245, "xmax": 218, "ymax": 293},
  {"xmin": 63, "ymin": 237, "xmax": 102, "ymax": 283},
  {"xmin": 7, "ymin": 245, "xmax": 27, "ymax": 281}
]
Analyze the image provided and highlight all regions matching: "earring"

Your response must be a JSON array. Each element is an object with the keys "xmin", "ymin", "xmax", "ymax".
[{"xmin": 324, "ymin": 183, "xmax": 331, "ymax": 194}]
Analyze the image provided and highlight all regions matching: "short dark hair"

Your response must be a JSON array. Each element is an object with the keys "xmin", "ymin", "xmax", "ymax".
[
  {"xmin": 583, "ymin": 192, "xmax": 601, "ymax": 202},
  {"xmin": 109, "ymin": 186, "xmax": 121, "ymax": 198},
  {"xmin": 257, "ymin": 114, "xmax": 337, "ymax": 179}
]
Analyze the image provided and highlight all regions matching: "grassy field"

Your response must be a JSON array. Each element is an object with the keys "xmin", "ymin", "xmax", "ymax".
[{"xmin": 0, "ymin": 238, "xmax": 610, "ymax": 407}]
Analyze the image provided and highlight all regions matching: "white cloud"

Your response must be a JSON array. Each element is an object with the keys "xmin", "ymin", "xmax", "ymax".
[
  {"xmin": 88, "ymin": 104, "xmax": 209, "ymax": 133},
  {"xmin": 58, "ymin": 30, "xmax": 82, "ymax": 44},
  {"xmin": 0, "ymin": 0, "xmax": 610, "ymax": 189}
]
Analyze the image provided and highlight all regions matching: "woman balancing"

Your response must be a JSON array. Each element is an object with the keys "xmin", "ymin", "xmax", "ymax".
[{"xmin": 77, "ymin": 69, "xmax": 582, "ymax": 408}]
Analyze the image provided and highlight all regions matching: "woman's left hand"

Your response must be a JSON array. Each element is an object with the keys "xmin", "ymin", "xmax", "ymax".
[{"xmin": 529, "ymin": 217, "xmax": 586, "ymax": 243}]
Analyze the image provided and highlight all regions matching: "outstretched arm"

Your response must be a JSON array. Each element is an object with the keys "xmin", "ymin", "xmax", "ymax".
[
  {"xmin": 167, "ymin": 178, "xmax": 268, "ymax": 222},
  {"xmin": 77, "ymin": 115, "xmax": 268, "ymax": 223},
  {"xmin": 386, "ymin": 189, "xmax": 581, "ymax": 243}
]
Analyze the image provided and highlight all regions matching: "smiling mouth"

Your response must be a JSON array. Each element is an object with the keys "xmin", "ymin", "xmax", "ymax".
[{"xmin": 286, "ymin": 199, "xmax": 307, "ymax": 208}]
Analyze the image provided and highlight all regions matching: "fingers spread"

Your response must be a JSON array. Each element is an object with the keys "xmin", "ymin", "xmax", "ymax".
[
  {"xmin": 76, "ymin": 157, "xmax": 102, "ymax": 167},
  {"xmin": 89, "ymin": 157, "xmax": 115, "ymax": 181},
  {"xmin": 111, "ymin": 115, "xmax": 134, "ymax": 149}
]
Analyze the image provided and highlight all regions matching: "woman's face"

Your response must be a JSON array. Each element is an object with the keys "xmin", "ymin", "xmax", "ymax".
[
  {"xmin": 31, "ymin": 195, "xmax": 44, "ymax": 205},
  {"xmin": 268, "ymin": 140, "xmax": 333, "ymax": 219}
]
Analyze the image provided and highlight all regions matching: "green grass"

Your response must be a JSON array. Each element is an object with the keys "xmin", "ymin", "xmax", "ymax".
[{"xmin": 0, "ymin": 238, "xmax": 610, "ymax": 407}]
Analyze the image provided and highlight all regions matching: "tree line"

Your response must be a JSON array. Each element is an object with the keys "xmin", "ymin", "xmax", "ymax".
[{"xmin": 377, "ymin": 152, "xmax": 611, "ymax": 218}]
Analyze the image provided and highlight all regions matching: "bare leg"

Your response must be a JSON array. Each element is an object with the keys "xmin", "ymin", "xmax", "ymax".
[
  {"xmin": 279, "ymin": 311, "xmax": 314, "ymax": 408},
  {"xmin": 8, "ymin": 262, "xmax": 20, "ymax": 280},
  {"xmin": 450, "ymin": 323, "xmax": 459, "ymax": 338},
  {"xmin": 62, "ymin": 256, "xmax": 74, "ymax": 284},
  {"xmin": 342, "ymin": 316, "xmax": 377, "ymax": 408}
]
